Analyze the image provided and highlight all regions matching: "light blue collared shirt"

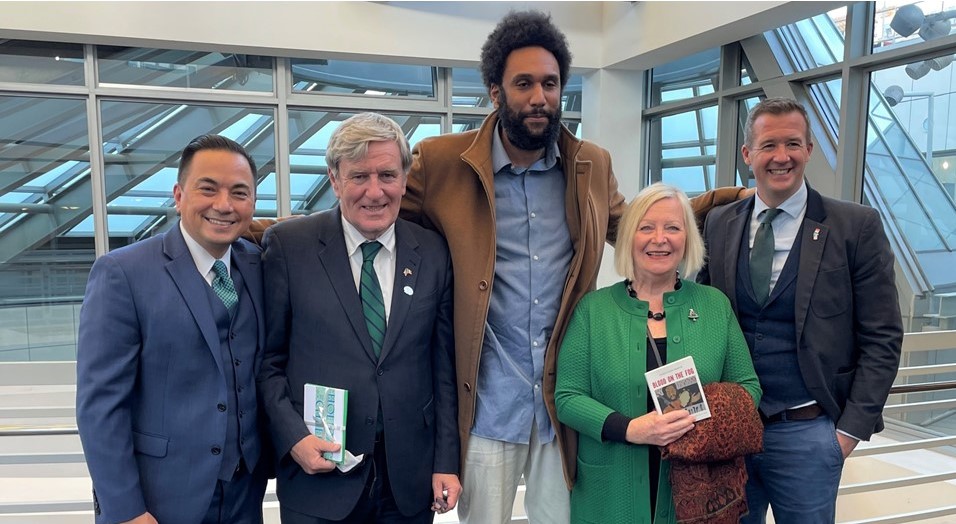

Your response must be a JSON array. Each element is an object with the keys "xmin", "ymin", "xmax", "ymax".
[
  {"xmin": 749, "ymin": 182, "xmax": 808, "ymax": 294},
  {"xmin": 470, "ymin": 125, "xmax": 571, "ymax": 445}
]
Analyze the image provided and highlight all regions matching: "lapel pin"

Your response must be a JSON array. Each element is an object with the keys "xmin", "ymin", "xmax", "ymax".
[
  {"xmin": 688, "ymin": 309, "xmax": 699, "ymax": 322},
  {"xmin": 403, "ymin": 268, "xmax": 412, "ymax": 277},
  {"xmin": 813, "ymin": 228, "xmax": 820, "ymax": 241},
  {"xmin": 403, "ymin": 285, "xmax": 414, "ymax": 296}
]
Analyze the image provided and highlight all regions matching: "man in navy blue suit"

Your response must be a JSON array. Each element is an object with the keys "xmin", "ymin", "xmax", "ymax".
[{"xmin": 76, "ymin": 135, "xmax": 269, "ymax": 524}]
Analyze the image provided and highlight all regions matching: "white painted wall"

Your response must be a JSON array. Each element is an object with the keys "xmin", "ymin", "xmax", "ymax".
[{"xmin": 0, "ymin": 1, "xmax": 840, "ymax": 69}]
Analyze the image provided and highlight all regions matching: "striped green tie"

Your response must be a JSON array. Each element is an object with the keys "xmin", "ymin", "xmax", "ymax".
[
  {"xmin": 360, "ymin": 242, "xmax": 386, "ymax": 357},
  {"xmin": 212, "ymin": 260, "xmax": 238, "ymax": 314}
]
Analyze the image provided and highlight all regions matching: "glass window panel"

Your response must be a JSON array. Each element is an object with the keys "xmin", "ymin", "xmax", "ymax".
[
  {"xmin": 562, "ymin": 74, "xmax": 583, "ymax": 112},
  {"xmin": 97, "ymin": 47, "xmax": 273, "ymax": 92},
  {"xmin": 0, "ymin": 40, "xmax": 84, "ymax": 85},
  {"xmin": 0, "ymin": 96, "xmax": 91, "ymax": 362},
  {"xmin": 736, "ymin": 96, "xmax": 765, "ymax": 187},
  {"xmin": 770, "ymin": 10, "xmax": 845, "ymax": 71},
  {"xmin": 808, "ymin": 77, "xmax": 843, "ymax": 140},
  {"xmin": 288, "ymin": 111, "xmax": 440, "ymax": 215},
  {"xmin": 865, "ymin": 61, "xmax": 956, "ymax": 298},
  {"xmin": 650, "ymin": 104, "xmax": 717, "ymax": 193},
  {"xmin": 650, "ymin": 48, "xmax": 720, "ymax": 106},
  {"xmin": 874, "ymin": 0, "xmax": 956, "ymax": 53},
  {"xmin": 662, "ymin": 167, "xmax": 708, "ymax": 195},
  {"xmin": 99, "ymin": 101, "xmax": 276, "ymax": 248},
  {"xmin": 292, "ymin": 59, "xmax": 435, "ymax": 98},
  {"xmin": 741, "ymin": 52, "xmax": 755, "ymax": 86}
]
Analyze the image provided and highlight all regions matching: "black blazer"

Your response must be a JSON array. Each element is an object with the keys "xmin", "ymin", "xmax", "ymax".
[
  {"xmin": 698, "ymin": 184, "xmax": 902, "ymax": 440},
  {"xmin": 257, "ymin": 209, "xmax": 458, "ymax": 519}
]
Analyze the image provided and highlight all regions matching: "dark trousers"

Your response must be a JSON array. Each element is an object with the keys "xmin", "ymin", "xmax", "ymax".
[
  {"xmin": 280, "ymin": 438, "xmax": 434, "ymax": 524},
  {"xmin": 741, "ymin": 415, "xmax": 844, "ymax": 524},
  {"xmin": 203, "ymin": 460, "xmax": 268, "ymax": 524}
]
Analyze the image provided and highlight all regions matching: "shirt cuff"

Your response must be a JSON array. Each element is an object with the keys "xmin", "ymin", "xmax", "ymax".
[
  {"xmin": 601, "ymin": 412, "xmax": 631, "ymax": 443},
  {"xmin": 837, "ymin": 429, "xmax": 861, "ymax": 441}
]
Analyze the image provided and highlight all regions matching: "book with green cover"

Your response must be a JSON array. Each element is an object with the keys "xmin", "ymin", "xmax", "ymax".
[{"xmin": 303, "ymin": 383, "xmax": 348, "ymax": 464}]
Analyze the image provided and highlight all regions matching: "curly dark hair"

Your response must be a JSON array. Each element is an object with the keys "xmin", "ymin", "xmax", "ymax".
[{"xmin": 480, "ymin": 10, "xmax": 572, "ymax": 90}]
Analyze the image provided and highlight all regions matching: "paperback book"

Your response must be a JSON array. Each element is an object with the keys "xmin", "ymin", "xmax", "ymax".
[
  {"xmin": 303, "ymin": 383, "xmax": 348, "ymax": 464},
  {"xmin": 645, "ymin": 356, "xmax": 711, "ymax": 421}
]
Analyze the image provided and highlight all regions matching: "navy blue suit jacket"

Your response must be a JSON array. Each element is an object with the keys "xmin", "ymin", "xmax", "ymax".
[
  {"xmin": 698, "ymin": 185, "xmax": 902, "ymax": 440},
  {"xmin": 257, "ymin": 209, "xmax": 459, "ymax": 519},
  {"xmin": 76, "ymin": 225, "xmax": 266, "ymax": 523}
]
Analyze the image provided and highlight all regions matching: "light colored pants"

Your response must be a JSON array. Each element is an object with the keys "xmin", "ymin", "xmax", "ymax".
[{"xmin": 457, "ymin": 422, "xmax": 570, "ymax": 524}]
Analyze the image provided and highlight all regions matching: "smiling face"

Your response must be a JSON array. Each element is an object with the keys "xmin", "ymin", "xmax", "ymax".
[
  {"xmin": 742, "ymin": 111, "xmax": 813, "ymax": 207},
  {"xmin": 330, "ymin": 140, "xmax": 407, "ymax": 240},
  {"xmin": 490, "ymin": 46, "xmax": 562, "ymax": 151},
  {"xmin": 631, "ymin": 197, "xmax": 687, "ymax": 281},
  {"xmin": 173, "ymin": 149, "xmax": 255, "ymax": 258}
]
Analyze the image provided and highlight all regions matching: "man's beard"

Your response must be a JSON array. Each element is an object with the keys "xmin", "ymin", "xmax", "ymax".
[{"xmin": 497, "ymin": 92, "xmax": 562, "ymax": 151}]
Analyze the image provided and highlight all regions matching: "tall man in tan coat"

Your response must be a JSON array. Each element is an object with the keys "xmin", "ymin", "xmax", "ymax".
[{"xmin": 399, "ymin": 10, "xmax": 743, "ymax": 524}]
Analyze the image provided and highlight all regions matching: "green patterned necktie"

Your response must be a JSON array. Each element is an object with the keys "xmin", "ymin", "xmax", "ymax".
[
  {"xmin": 750, "ymin": 208, "xmax": 781, "ymax": 306},
  {"xmin": 212, "ymin": 260, "xmax": 238, "ymax": 314},
  {"xmin": 360, "ymin": 242, "xmax": 386, "ymax": 357}
]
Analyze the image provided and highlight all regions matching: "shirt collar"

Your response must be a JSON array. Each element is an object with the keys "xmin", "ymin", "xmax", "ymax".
[
  {"xmin": 179, "ymin": 221, "xmax": 231, "ymax": 276},
  {"xmin": 341, "ymin": 215, "xmax": 396, "ymax": 258},
  {"xmin": 491, "ymin": 122, "xmax": 560, "ymax": 174},
  {"xmin": 754, "ymin": 180, "xmax": 808, "ymax": 220}
]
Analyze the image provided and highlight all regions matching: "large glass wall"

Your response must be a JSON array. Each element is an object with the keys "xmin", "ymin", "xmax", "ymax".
[
  {"xmin": 643, "ymin": 4, "xmax": 956, "ymax": 482},
  {"xmin": 0, "ymin": 43, "xmax": 583, "ymax": 362},
  {"xmin": 645, "ymin": 3, "xmax": 956, "ymax": 327}
]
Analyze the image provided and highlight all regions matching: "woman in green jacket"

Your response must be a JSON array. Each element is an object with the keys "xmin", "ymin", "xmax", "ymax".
[{"xmin": 555, "ymin": 183, "xmax": 761, "ymax": 524}]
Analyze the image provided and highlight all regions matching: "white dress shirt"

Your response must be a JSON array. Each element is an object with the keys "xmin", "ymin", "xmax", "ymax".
[{"xmin": 341, "ymin": 217, "xmax": 396, "ymax": 322}]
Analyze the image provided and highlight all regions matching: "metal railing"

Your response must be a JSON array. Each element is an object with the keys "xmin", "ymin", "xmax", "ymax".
[{"xmin": 2, "ymin": 331, "xmax": 955, "ymax": 523}]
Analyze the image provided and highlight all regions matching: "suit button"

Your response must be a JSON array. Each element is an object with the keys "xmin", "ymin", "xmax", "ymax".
[
  {"xmin": 366, "ymin": 416, "xmax": 375, "ymax": 425},
  {"xmin": 230, "ymin": 332, "xmax": 236, "ymax": 339},
  {"xmin": 211, "ymin": 446, "xmax": 222, "ymax": 455},
  {"xmin": 234, "ymin": 359, "xmax": 241, "ymax": 366},
  {"xmin": 377, "ymin": 368, "xmax": 384, "ymax": 376},
  {"xmin": 239, "ymin": 410, "xmax": 245, "ymax": 418},
  {"xmin": 463, "ymin": 382, "xmax": 472, "ymax": 392},
  {"xmin": 218, "ymin": 403, "xmax": 227, "ymax": 412},
  {"xmin": 478, "ymin": 280, "xmax": 488, "ymax": 291},
  {"xmin": 237, "ymin": 386, "xmax": 243, "ymax": 393},
  {"xmin": 756, "ymin": 334, "xmax": 764, "ymax": 341}
]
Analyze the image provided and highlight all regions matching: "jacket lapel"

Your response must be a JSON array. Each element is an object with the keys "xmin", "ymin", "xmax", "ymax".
[
  {"xmin": 231, "ymin": 242, "xmax": 264, "ymax": 346},
  {"xmin": 795, "ymin": 187, "xmax": 828, "ymax": 345},
  {"xmin": 721, "ymin": 198, "xmax": 753, "ymax": 312},
  {"xmin": 379, "ymin": 220, "xmax": 421, "ymax": 362},
  {"xmin": 163, "ymin": 225, "xmax": 223, "ymax": 376},
  {"xmin": 315, "ymin": 210, "xmax": 379, "ymax": 363}
]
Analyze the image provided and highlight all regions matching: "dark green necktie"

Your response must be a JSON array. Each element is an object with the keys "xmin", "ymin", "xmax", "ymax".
[
  {"xmin": 360, "ymin": 241, "xmax": 386, "ymax": 357},
  {"xmin": 750, "ymin": 208, "xmax": 781, "ymax": 306},
  {"xmin": 212, "ymin": 260, "xmax": 238, "ymax": 314}
]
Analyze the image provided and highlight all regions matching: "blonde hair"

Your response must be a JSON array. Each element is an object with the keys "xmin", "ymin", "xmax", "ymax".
[{"xmin": 614, "ymin": 183, "xmax": 706, "ymax": 280}]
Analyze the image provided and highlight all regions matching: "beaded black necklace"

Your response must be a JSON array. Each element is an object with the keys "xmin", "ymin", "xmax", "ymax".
[{"xmin": 625, "ymin": 275, "xmax": 682, "ymax": 321}]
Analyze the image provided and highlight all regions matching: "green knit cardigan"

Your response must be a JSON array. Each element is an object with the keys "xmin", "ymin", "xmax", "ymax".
[{"xmin": 555, "ymin": 280, "xmax": 761, "ymax": 524}]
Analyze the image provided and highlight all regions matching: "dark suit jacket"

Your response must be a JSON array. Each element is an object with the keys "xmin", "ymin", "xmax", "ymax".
[
  {"xmin": 76, "ymin": 225, "xmax": 266, "ymax": 524},
  {"xmin": 698, "ymin": 184, "xmax": 902, "ymax": 440},
  {"xmin": 257, "ymin": 209, "xmax": 458, "ymax": 519}
]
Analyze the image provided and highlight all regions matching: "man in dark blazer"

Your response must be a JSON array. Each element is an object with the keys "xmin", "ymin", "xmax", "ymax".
[
  {"xmin": 76, "ymin": 135, "xmax": 268, "ymax": 524},
  {"xmin": 257, "ymin": 112, "xmax": 461, "ymax": 523},
  {"xmin": 697, "ymin": 98, "xmax": 902, "ymax": 524}
]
